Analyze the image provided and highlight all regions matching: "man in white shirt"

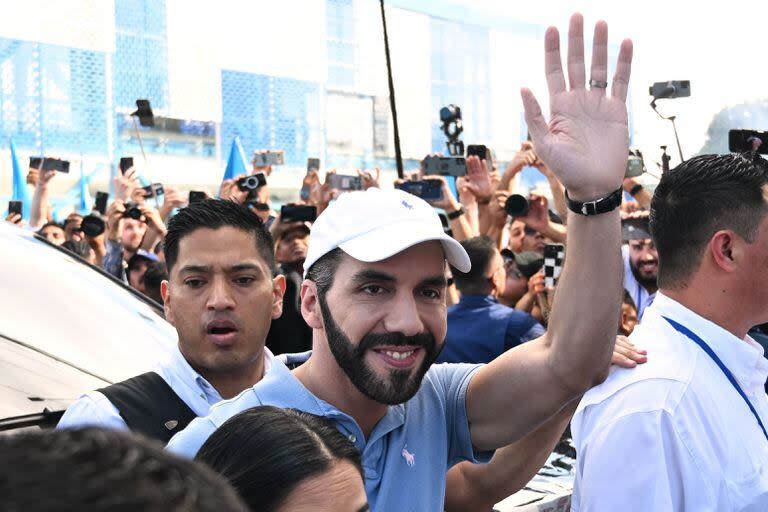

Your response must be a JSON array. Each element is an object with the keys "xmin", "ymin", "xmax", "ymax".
[
  {"xmin": 572, "ymin": 153, "xmax": 768, "ymax": 511},
  {"xmin": 57, "ymin": 199, "xmax": 286, "ymax": 443},
  {"xmin": 621, "ymin": 214, "xmax": 657, "ymax": 320}
]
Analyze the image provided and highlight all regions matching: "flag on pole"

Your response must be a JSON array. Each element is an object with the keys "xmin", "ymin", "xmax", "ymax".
[
  {"xmin": 77, "ymin": 158, "xmax": 92, "ymax": 214},
  {"xmin": 222, "ymin": 136, "xmax": 248, "ymax": 185},
  {"xmin": 10, "ymin": 138, "xmax": 31, "ymax": 220}
]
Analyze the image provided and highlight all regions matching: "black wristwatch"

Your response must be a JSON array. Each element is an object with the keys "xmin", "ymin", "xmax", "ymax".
[
  {"xmin": 565, "ymin": 187, "xmax": 623, "ymax": 216},
  {"xmin": 629, "ymin": 183, "xmax": 643, "ymax": 197},
  {"xmin": 446, "ymin": 206, "xmax": 466, "ymax": 220}
]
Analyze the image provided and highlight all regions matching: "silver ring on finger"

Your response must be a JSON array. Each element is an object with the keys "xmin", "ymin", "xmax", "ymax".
[{"xmin": 589, "ymin": 79, "xmax": 608, "ymax": 89}]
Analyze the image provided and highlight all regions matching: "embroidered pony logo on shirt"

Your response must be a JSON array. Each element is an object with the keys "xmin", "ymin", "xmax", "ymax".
[{"xmin": 401, "ymin": 445, "xmax": 415, "ymax": 467}]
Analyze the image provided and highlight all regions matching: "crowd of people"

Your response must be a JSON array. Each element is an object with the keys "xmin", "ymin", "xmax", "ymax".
[{"xmin": 3, "ymin": 11, "xmax": 768, "ymax": 512}]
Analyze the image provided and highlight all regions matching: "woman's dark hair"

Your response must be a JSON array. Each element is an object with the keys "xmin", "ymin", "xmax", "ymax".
[
  {"xmin": 650, "ymin": 153, "xmax": 768, "ymax": 288},
  {"xmin": 196, "ymin": 406, "xmax": 363, "ymax": 511}
]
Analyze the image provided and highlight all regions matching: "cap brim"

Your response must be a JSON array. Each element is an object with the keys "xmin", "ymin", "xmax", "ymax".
[{"xmin": 338, "ymin": 219, "xmax": 471, "ymax": 273}]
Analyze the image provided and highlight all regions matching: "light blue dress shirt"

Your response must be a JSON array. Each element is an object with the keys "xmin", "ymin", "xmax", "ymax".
[
  {"xmin": 57, "ymin": 345, "xmax": 275, "ymax": 431},
  {"xmin": 167, "ymin": 358, "xmax": 493, "ymax": 511}
]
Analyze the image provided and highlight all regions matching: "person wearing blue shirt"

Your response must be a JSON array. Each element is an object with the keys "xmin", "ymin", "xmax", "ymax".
[
  {"xmin": 168, "ymin": 15, "xmax": 634, "ymax": 511},
  {"xmin": 439, "ymin": 236, "xmax": 545, "ymax": 364},
  {"xmin": 57, "ymin": 200, "xmax": 286, "ymax": 443}
]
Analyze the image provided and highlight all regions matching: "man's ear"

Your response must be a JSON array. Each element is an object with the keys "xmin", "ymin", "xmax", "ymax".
[
  {"xmin": 161, "ymin": 280, "xmax": 174, "ymax": 324},
  {"xmin": 300, "ymin": 280, "xmax": 324, "ymax": 329},
  {"xmin": 271, "ymin": 274, "xmax": 287, "ymax": 320},
  {"xmin": 710, "ymin": 230, "xmax": 742, "ymax": 274}
]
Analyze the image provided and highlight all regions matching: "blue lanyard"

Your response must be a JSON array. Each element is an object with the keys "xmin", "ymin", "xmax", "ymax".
[{"xmin": 662, "ymin": 316, "xmax": 768, "ymax": 442}]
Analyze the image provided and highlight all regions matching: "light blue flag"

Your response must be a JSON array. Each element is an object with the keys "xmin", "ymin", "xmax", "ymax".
[
  {"xmin": 222, "ymin": 136, "xmax": 248, "ymax": 186},
  {"xmin": 10, "ymin": 138, "xmax": 31, "ymax": 220},
  {"xmin": 77, "ymin": 159, "xmax": 92, "ymax": 214}
]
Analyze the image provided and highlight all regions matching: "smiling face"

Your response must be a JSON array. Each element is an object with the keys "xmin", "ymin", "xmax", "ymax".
[
  {"xmin": 309, "ymin": 242, "xmax": 448, "ymax": 405},
  {"xmin": 162, "ymin": 226, "xmax": 284, "ymax": 381},
  {"xmin": 628, "ymin": 238, "xmax": 659, "ymax": 290}
]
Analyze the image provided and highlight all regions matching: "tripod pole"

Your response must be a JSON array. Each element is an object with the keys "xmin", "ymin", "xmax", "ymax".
[
  {"xmin": 132, "ymin": 116, "xmax": 148, "ymax": 165},
  {"xmin": 669, "ymin": 116, "xmax": 684, "ymax": 163}
]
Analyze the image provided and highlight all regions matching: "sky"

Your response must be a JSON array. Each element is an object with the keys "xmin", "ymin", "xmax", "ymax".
[{"xmin": 445, "ymin": 0, "xmax": 768, "ymax": 174}]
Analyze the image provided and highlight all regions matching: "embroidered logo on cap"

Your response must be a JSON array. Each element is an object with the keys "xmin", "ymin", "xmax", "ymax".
[{"xmin": 401, "ymin": 200, "xmax": 413, "ymax": 210}]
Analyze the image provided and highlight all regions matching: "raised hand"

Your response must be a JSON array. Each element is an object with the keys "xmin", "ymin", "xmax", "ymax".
[
  {"xmin": 357, "ymin": 168, "xmax": 381, "ymax": 190},
  {"xmin": 465, "ymin": 155, "xmax": 495, "ymax": 203},
  {"xmin": 521, "ymin": 13, "xmax": 632, "ymax": 201}
]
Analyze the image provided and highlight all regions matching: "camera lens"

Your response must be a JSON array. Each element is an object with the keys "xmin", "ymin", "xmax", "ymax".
[
  {"xmin": 123, "ymin": 204, "xmax": 142, "ymax": 220},
  {"xmin": 81, "ymin": 215, "xmax": 105, "ymax": 237},
  {"xmin": 505, "ymin": 194, "xmax": 529, "ymax": 217}
]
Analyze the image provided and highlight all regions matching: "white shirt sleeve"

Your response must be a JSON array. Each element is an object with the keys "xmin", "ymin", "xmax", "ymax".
[
  {"xmin": 572, "ymin": 409, "xmax": 715, "ymax": 512},
  {"xmin": 56, "ymin": 391, "xmax": 129, "ymax": 432}
]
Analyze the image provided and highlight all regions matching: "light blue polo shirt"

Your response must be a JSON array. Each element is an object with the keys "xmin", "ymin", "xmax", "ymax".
[{"xmin": 167, "ymin": 357, "xmax": 493, "ymax": 511}]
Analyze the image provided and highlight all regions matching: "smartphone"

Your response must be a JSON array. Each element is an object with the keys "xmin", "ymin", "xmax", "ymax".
[
  {"xmin": 307, "ymin": 158, "xmax": 320, "ymax": 173},
  {"xmin": 466, "ymin": 144, "xmax": 488, "ymax": 160},
  {"xmin": 189, "ymin": 190, "xmax": 207, "ymax": 204},
  {"xmin": 543, "ymin": 244, "xmax": 565, "ymax": 288},
  {"xmin": 141, "ymin": 183, "xmax": 165, "ymax": 198},
  {"xmin": 281, "ymin": 204, "xmax": 317, "ymax": 223},
  {"xmin": 94, "ymin": 192, "xmax": 109, "ymax": 216},
  {"xmin": 29, "ymin": 157, "xmax": 42, "ymax": 169},
  {"xmin": 237, "ymin": 173, "xmax": 267, "ymax": 191},
  {"xmin": 41, "ymin": 158, "xmax": 70, "ymax": 173},
  {"xmin": 327, "ymin": 174, "xmax": 363, "ymax": 192},
  {"xmin": 626, "ymin": 151, "xmax": 645, "ymax": 178},
  {"xmin": 729, "ymin": 129, "xmax": 768, "ymax": 155},
  {"xmin": 133, "ymin": 99, "xmax": 154, "ymax": 127},
  {"xmin": 119, "ymin": 157, "xmax": 134, "ymax": 175},
  {"xmin": 423, "ymin": 156, "xmax": 466, "ymax": 177},
  {"xmin": 8, "ymin": 200, "xmax": 22, "ymax": 217},
  {"xmin": 648, "ymin": 80, "xmax": 691, "ymax": 99},
  {"xmin": 253, "ymin": 151, "xmax": 285, "ymax": 167},
  {"xmin": 396, "ymin": 180, "xmax": 443, "ymax": 201}
]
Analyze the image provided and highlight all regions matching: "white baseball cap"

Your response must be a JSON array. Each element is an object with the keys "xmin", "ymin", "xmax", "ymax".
[{"xmin": 303, "ymin": 188, "xmax": 471, "ymax": 277}]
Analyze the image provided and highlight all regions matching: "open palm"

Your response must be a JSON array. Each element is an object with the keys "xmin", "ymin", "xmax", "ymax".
[{"xmin": 522, "ymin": 14, "xmax": 632, "ymax": 201}]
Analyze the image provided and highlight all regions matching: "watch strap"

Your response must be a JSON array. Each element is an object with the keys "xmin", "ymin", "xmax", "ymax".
[
  {"xmin": 565, "ymin": 187, "xmax": 623, "ymax": 216},
  {"xmin": 446, "ymin": 206, "xmax": 466, "ymax": 220}
]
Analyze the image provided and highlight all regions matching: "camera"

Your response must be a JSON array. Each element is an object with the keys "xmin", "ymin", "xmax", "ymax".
[
  {"xmin": 648, "ymin": 80, "xmax": 690, "ymax": 99},
  {"xmin": 281, "ymin": 204, "xmax": 317, "ymax": 223},
  {"xmin": 237, "ymin": 172, "xmax": 267, "ymax": 191},
  {"xmin": 253, "ymin": 151, "xmax": 285, "ymax": 167},
  {"xmin": 188, "ymin": 190, "xmax": 207, "ymax": 204},
  {"xmin": 123, "ymin": 202, "xmax": 143, "ymax": 220},
  {"xmin": 626, "ymin": 150, "xmax": 645, "ymax": 178},
  {"xmin": 327, "ymin": 174, "xmax": 363, "ymax": 192},
  {"xmin": 505, "ymin": 194, "xmax": 529, "ymax": 217},
  {"xmin": 396, "ymin": 180, "xmax": 443, "ymax": 201},
  {"xmin": 729, "ymin": 129, "xmax": 768, "ymax": 155},
  {"xmin": 81, "ymin": 215, "xmax": 106, "ymax": 238},
  {"xmin": 423, "ymin": 156, "xmax": 466, "ymax": 177}
]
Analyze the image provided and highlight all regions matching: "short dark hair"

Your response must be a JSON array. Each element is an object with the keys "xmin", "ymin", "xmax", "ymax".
[
  {"xmin": 305, "ymin": 247, "xmax": 345, "ymax": 298},
  {"xmin": 143, "ymin": 261, "xmax": 168, "ymax": 304},
  {"xmin": 196, "ymin": 406, "xmax": 363, "ymax": 512},
  {"xmin": 62, "ymin": 239, "xmax": 93, "ymax": 260},
  {"xmin": 622, "ymin": 289, "xmax": 637, "ymax": 311},
  {"xmin": 39, "ymin": 221, "xmax": 63, "ymax": 233},
  {"xmin": 164, "ymin": 199, "xmax": 275, "ymax": 275},
  {"xmin": 650, "ymin": 153, "xmax": 768, "ymax": 288},
  {"xmin": 0, "ymin": 427, "xmax": 247, "ymax": 512},
  {"xmin": 451, "ymin": 236, "xmax": 498, "ymax": 295}
]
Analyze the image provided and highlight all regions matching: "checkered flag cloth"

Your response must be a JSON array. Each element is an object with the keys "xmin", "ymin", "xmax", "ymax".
[{"xmin": 544, "ymin": 245, "xmax": 565, "ymax": 288}]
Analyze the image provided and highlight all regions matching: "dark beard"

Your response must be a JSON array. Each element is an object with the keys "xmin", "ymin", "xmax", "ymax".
[
  {"xmin": 318, "ymin": 296, "xmax": 441, "ymax": 405},
  {"xmin": 630, "ymin": 259, "xmax": 658, "ymax": 290}
]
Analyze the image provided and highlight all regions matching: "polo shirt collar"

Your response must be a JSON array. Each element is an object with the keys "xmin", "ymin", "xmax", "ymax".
[
  {"xmin": 253, "ymin": 358, "xmax": 406, "ymax": 444},
  {"xmin": 458, "ymin": 294, "xmax": 497, "ymax": 306},
  {"xmin": 652, "ymin": 292, "xmax": 768, "ymax": 396},
  {"xmin": 169, "ymin": 344, "xmax": 276, "ymax": 405}
]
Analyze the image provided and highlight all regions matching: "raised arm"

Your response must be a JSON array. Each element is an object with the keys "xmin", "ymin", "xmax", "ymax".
[{"xmin": 466, "ymin": 13, "xmax": 632, "ymax": 450}]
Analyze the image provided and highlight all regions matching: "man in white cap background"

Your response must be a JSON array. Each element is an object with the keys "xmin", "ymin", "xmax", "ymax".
[{"xmin": 168, "ymin": 13, "xmax": 634, "ymax": 510}]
